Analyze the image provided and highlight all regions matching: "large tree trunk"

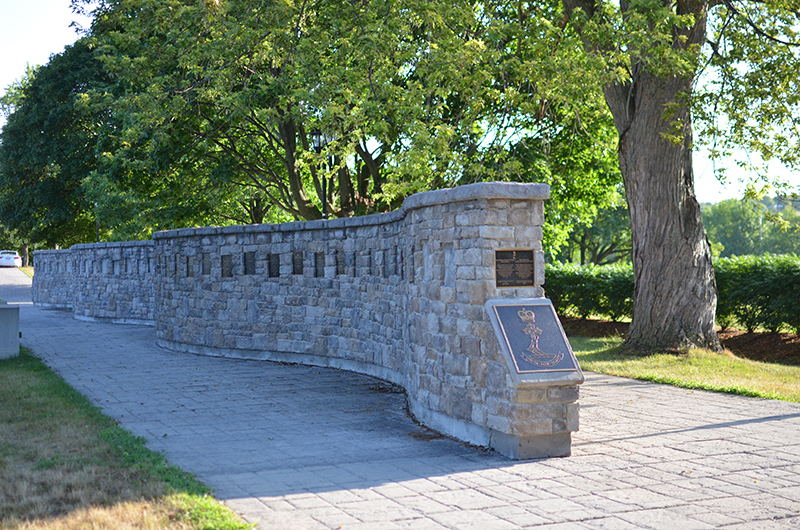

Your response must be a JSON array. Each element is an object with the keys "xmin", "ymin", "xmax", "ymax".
[
  {"xmin": 606, "ymin": 70, "xmax": 721, "ymax": 351},
  {"xmin": 564, "ymin": 0, "xmax": 721, "ymax": 351}
]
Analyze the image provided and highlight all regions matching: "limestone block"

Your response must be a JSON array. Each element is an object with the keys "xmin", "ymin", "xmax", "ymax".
[
  {"xmin": 479, "ymin": 226, "xmax": 514, "ymax": 240},
  {"xmin": 547, "ymin": 385, "xmax": 580, "ymax": 403}
]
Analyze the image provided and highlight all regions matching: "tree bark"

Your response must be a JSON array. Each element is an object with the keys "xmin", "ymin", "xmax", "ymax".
[
  {"xmin": 608, "ymin": 70, "xmax": 720, "ymax": 350},
  {"xmin": 565, "ymin": 0, "xmax": 721, "ymax": 351}
]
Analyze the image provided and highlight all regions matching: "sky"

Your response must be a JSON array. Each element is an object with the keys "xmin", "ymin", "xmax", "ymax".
[{"xmin": 0, "ymin": 0, "xmax": 793, "ymax": 205}]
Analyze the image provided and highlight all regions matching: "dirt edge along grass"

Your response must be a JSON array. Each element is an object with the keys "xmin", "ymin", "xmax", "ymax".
[{"xmin": 0, "ymin": 347, "xmax": 252, "ymax": 530}]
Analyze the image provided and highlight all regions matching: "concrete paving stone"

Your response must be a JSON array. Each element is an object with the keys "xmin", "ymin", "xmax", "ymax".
[
  {"xmin": 369, "ymin": 483, "xmax": 419, "ymax": 499},
  {"xmin": 646, "ymin": 458, "xmax": 734, "ymax": 479},
  {"xmin": 676, "ymin": 439, "xmax": 762, "ymax": 456},
  {"xmin": 390, "ymin": 493, "xmax": 453, "ymax": 514},
  {"xmin": 717, "ymin": 471, "xmax": 799, "ymax": 492},
  {"xmin": 527, "ymin": 479, "xmax": 595, "ymax": 499},
  {"xmin": 640, "ymin": 481, "xmax": 721, "ymax": 503},
  {"xmin": 426, "ymin": 487, "xmax": 511, "ymax": 510},
  {"xmin": 247, "ymin": 509, "xmax": 330, "ymax": 530},
  {"xmin": 720, "ymin": 518, "xmax": 800, "ymax": 530},
  {"xmin": 547, "ymin": 474, "xmax": 619, "ymax": 494},
  {"xmin": 614, "ymin": 507, "xmax": 716, "ymax": 530},
  {"xmin": 336, "ymin": 498, "xmax": 422, "ymax": 522},
  {"xmin": 391, "ymin": 518, "xmax": 451, "ymax": 530},
  {"xmin": 450, "ymin": 472, "xmax": 505, "ymax": 489},
  {"xmin": 684, "ymin": 510, "xmax": 748, "ymax": 527},
  {"xmin": 428, "ymin": 509, "xmax": 521, "ymax": 530},
  {"xmin": 284, "ymin": 493, "xmax": 336, "ymax": 510},
  {"xmin": 517, "ymin": 496, "xmax": 595, "ymax": 517},
  {"xmin": 479, "ymin": 484, "xmax": 551, "ymax": 503},
  {"xmin": 502, "ymin": 465, "xmax": 572, "ymax": 481},
  {"xmin": 594, "ymin": 487, "xmax": 684, "ymax": 510},
  {"xmin": 575, "ymin": 517, "xmax": 648, "ymax": 529},
  {"xmin": 571, "ymin": 493, "xmax": 638, "ymax": 514},
  {"xmin": 334, "ymin": 521, "xmax": 405, "ymax": 530},
  {"xmin": 503, "ymin": 481, "xmax": 562, "ymax": 501},
  {"xmin": 537, "ymin": 505, "xmax": 610, "ymax": 525},
  {"xmin": 255, "ymin": 497, "xmax": 296, "ymax": 511},
  {"xmin": 5, "ymin": 267, "xmax": 800, "ymax": 530},
  {"xmin": 693, "ymin": 494, "xmax": 797, "ymax": 520},
  {"xmin": 482, "ymin": 505, "xmax": 553, "ymax": 527},
  {"xmin": 607, "ymin": 469, "xmax": 680, "ymax": 488},
  {"xmin": 305, "ymin": 505, "xmax": 363, "ymax": 528},
  {"xmin": 394, "ymin": 478, "xmax": 451, "ymax": 495}
]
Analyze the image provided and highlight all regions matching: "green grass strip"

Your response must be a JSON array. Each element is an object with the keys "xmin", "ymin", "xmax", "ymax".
[
  {"xmin": 570, "ymin": 336, "xmax": 800, "ymax": 402},
  {"xmin": 0, "ymin": 348, "xmax": 251, "ymax": 529}
]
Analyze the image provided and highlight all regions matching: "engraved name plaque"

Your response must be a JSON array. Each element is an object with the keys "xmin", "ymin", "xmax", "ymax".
[
  {"xmin": 244, "ymin": 252, "xmax": 256, "ymax": 275},
  {"xmin": 485, "ymin": 298, "xmax": 583, "ymax": 385},
  {"xmin": 495, "ymin": 250, "xmax": 535, "ymax": 288},
  {"xmin": 292, "ymin": 250, "xmax": 304, "ymax": 275},
  {"xmin": 221, "ymin": 254, "xmax": 233, "ymax": 278}
]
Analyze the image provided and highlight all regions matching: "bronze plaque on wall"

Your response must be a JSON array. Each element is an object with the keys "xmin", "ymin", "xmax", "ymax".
[
  {"xmin": 495, "ymin": 250, "xmax": 535, "ymax": 288},
  {"xmin": 221, "ymin": 254, "xmax": 233, "ymax": 278},
  {"xmin": 485, "ymin": 298, "xmax": 583, "ymax": 383}
]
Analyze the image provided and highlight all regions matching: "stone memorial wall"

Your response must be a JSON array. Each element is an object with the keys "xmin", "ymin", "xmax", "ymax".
[
  {"xmin": 33, "ymin": 182, "xmax": 581, "ymax": 459},
  {"xmin": 34, "ymin": 241, "xmax": 156, "ymax": 324}
]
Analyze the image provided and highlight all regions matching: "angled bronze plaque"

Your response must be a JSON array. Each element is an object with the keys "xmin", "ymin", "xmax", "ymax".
[
  {"xmin": 495, "ymin": 250, "xmax": 535, "ymax": 288},
  {"xmin": 485, "ymin": 299, "xmax": 583, "ymax": 381}
]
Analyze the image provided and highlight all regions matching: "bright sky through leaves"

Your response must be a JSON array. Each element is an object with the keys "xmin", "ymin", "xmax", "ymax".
[{"xmin": 0, "ymin": 0, "xmax": 778, "ymax": 204}]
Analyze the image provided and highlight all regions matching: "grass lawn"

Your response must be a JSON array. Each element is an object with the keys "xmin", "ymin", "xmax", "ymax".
[
  {"xmin": 571, "ymin": 336, "xmax": 800, "ymax": 402},
  {"xmin": 19, "ymin": 267, "xmax": 34, "ymax": 279},
  {"xmin": 0, "ymin": 348, "xmax": 252, "ymax": 530}
]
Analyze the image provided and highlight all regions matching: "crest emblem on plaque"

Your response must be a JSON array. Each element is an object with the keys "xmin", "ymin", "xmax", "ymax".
[
  {"xmin": 517, "ymin": 308, "xmax": 565, "ymax": 367},
  {"xmin": 485, "ymin": 298, "xmax": 583, "ymax": 381}
]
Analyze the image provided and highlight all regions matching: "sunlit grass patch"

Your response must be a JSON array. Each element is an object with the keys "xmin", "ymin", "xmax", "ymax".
[
  {"xmin": 570, "ymin": 335, "xmax": 800, "ymax": 402},
  {"xmin": 19, "ymin": 267, "xmax": 34, "ymax": 279},
  {"xmin": 0, "ymin": 349, "xmax": 251, "ymax": 530}
]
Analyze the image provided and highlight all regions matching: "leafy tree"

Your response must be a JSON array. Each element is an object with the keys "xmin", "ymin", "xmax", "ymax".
[
  {"xmin": 0, "ymin": 41, "xmax": 105, "ymax": 247},
  {"xmin": 560, "ymin": 0, "xmax": 800, "ymax": 350},
  {"xmin": 703, "ymin": 197, "xmax": 800, "ymax": 257},
  {"xmin": 80, "ymin": 0, "xmax": 512, "ymax": 219},
  {"xmin": 555, "ymin": 192, "xmax": 632, "ymax": 266},
  {"xmin": 74, "ymin": 0, "xmax": 623, "ymax": 254},
  {"xmin": 66, "ymin": 0, "xmax": 800, "ymax": 353}
]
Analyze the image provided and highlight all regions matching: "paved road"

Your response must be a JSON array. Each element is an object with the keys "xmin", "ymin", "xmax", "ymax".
[{"xmin": 2, "ymin": 267, "xmax": 800, "ymax": 529}]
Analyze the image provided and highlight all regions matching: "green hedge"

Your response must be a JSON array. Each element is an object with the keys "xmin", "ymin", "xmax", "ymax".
[
  {"xmin": 545, "ymin": 255, "xmax": 800, "ymax": 333},
  {"xmin": 544, "ymin": 262, "xmax": 634, "ymax": 321},
  {"xmin": 714, "ymin": 255, "xmax": 800, "ymax": 333}
]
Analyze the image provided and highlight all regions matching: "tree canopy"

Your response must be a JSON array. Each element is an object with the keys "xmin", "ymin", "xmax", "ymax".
[
  {"xmin": 703, "ymin": 196, "xmax": 800, "ymax": 257},
  {"xmin": 0, "ymin": 41, "xmax": 105, "ymax": 247},
  {"xmin": 3, "ymin": 0, "xmax": 800, "ymax": 351}
]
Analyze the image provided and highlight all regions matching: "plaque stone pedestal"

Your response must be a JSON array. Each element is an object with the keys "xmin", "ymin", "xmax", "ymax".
[{"xmin": 485, "ymin": 297, "xmax": 583, "ymax": 459}]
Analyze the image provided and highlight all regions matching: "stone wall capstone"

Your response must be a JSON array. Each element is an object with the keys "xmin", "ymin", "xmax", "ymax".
[{"xmin": 32, "ymin": 182, "xmax": 581, "ymax": 459}]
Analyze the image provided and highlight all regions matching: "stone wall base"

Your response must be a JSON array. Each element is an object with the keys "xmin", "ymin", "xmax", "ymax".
[
  {"xmin": 74, "ymin": 314, "xmax": 155, "ymax": 326},
  {"xmin": 490, "ymin": 431, "xmax": 572, "ymax": 459}
]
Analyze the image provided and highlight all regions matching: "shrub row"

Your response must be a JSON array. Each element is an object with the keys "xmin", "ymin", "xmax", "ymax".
[
  {"xmin": 545, "ymin": 254, "xmax": 800, "ymax": 333},
  {"xmin": 714, "ymin": 255, "xmax": 800, "ymax": 333}
]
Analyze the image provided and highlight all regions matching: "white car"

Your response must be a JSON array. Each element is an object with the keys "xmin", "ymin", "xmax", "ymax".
[{"xmin": 0, "ymin": 250, "xmax": 22, "ymax": 267}]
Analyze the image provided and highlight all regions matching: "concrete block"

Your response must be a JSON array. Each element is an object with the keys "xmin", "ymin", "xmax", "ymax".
[
  {"xmin": 491, "ymin": 430, "xmax": 571, "ymax": 459},
  {"xmin": 0, "ymin": 303, "xmax": 20, "ymax": 359}
]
